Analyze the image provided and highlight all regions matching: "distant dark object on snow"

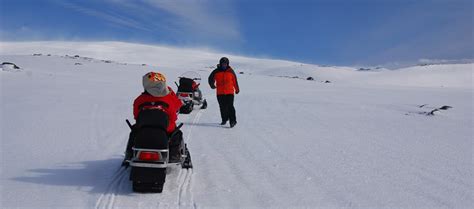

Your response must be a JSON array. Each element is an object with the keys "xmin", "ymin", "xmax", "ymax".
[
  {"xmin": 358, "ymin": 68, "xmax": 371, "ymax": 71},
  {"xmin": 74, "ymin": 55, "xmax": 80, "ymax": 58},
  {"xmin": 142, "ymin": 64, "xmax": 147, "ymax": 66},
  {"xmin": 439, "ymin": 105, "xmax": 452, "ymax": 110},
  {"xmin": 2, "ymin": 62, "xmax": 21, "ymax": 71},
  {"xmin": 291, "ymin": 76, "xmax": 299, "ymax": 79},
  {"xmin": 239, "ymin": 72, "xmax": 244, "ymax": 74},
  {"xmin": 306, "ymin": 77, "xmax": 314, "ymax": 81},
  {"xmin": 426, "ymin": 109, "xmax": 439, "ymax": 116},
  {"xmin": 47, "ymin": 54, "xmax": 51, "ymax": 56},
  {"xmin": 74, "ymin": 63, "xmax": 82, "ymax": 65},
  {"xmin": 33, "ymin": 53, "xmax": 42, "ymax": 56},
  {"xmin": 424, "ymin": 105, "xmax": 453, "ymax": 116},
  {"xmin": 324, "ymin": 80, "xmax": 331, "ymax": 83},
  {"xmin": 103, "ymin": 60, "xmax": 112, "ymax": 63},
  {"xmin": 2, "ymin": 62, "xmax": 20, "ymax": 69},
  {"xmin": 419, "ymin": 104, "xmax": 428, "ymax": 108}
]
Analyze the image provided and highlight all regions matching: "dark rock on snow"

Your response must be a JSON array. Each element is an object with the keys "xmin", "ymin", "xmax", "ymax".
[
  {"xmin": 2, "ymin": 62, "xmax": 20, "ymax": 69},
  {"xmin": 439, "ymin": 105, "xmax": 452, "ymax": 110}
]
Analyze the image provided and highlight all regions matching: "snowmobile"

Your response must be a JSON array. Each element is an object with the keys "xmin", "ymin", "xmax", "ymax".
[
  {"xmin": 175, "ymin": 71, "xmax": 207, "ymax": 114},
  {"xmin": 125, "ymin": 107, "xmax": 192, "ymax": 193}
]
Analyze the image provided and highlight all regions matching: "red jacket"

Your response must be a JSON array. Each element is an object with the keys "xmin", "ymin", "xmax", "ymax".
[
  {"xmin": 133, "ymin": 87, "xmax": 182, "ymax": 134},
  {"xmin": 208, "ymin": 66, "xmax": 240, "ymax": 95}
]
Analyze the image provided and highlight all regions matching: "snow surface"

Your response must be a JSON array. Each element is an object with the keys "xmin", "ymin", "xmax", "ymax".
[{"xmin": 1, "ymin": 42, "xmax": 473, "ymax": 209}]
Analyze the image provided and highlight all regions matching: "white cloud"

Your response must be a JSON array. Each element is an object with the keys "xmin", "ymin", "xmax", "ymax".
[
  {"xmin": 102, "ymin": 0, "xmax": 241, "ymax": 43},
  {"xmin": 57, "ymin": 0, "xmax": 241, "ymax": 45},
  {"xmin": 143, "ymin": 0, "xmax": 240, "ymax": 40},
  {"xmin": 58, "ymin": 1, "xmax": 153, "ymax": 32},
  {"xmin": 339, "ymin": 1, "xmax": 473, "ymax": 66}
]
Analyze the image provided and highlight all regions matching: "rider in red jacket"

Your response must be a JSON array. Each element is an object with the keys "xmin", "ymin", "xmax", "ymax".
[
  {"xmin": 133, "ymin": 72, "xmax": 182, "ymax": 134},
  {"xmin": 133, "ymin": 89, "xmax": 182, "ymax": 134},
  {"xmin": 123, "ymin": 72, "xmax": 183, "ymax": 165}
]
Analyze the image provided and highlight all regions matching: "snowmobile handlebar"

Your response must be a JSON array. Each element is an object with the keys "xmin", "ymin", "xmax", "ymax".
[{"xmin": 126, "ymin": 119, "xmax": 133, "ymax": 130}]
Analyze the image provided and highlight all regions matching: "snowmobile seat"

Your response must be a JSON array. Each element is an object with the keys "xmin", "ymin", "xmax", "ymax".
[
  {"xmin": 135, "ymin": 108, "xmax": 170, "ymax": 149},
  {"xmin": 134, "ymin": 128, "xmax": 168, "ymax": 149},
  {"xmin": 178, "ymin": 77, "xmax": 194, "ymax": 92},
  {"xmin": 137, "ymin": 103, "xmax": 169, "ymax": 129}
]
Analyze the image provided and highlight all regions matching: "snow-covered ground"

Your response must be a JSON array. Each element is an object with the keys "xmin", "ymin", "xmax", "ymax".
[{"xmin": 1, "ymin": 42, "xmax": 473, "ymax": 209}]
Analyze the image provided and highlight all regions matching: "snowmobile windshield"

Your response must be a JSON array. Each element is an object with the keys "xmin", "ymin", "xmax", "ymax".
[{"xmin": 179, "ymin": 71, "xmax": 201, "ymax": 83}]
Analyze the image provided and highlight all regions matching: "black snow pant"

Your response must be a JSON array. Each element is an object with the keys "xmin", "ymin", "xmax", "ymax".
[
  {"xmin": 217, "ymin": 94, "xmax": 236, "ymax": 123},
  {"xmin": 168, "ymin": 130, "xmax": 183, "ymax": 159},
  {"xmin": 125, "ymin": 125, "xmax": 138, "ymax": 158}
]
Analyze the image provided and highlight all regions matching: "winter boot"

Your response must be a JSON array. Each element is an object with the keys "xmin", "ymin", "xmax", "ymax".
[
  {"xmin": 168, "ymin": 130, "xmax": 183, "ymax": 163},
  {"xmin": 168, "ymin": 147, "xmax": 181, "ymax": 163},
  {"xmin": 122, "ymin": 126, "xmax": 136, "ymax": 166},
  {"xmin": 122, "ymin": 151, "xmax": 132, "ymax": 167},
  {"xmin": 220, "ymin": 120, "xmax": 227, "ymax": 125},
  {"xmin": 230, "ymin": 121, "xmax": 237, "ymax": 128}
]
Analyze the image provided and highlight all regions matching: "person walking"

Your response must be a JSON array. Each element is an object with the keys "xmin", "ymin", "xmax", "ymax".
[{"xmin": 208, "ymin": 57, "xmax": 240, "ymax": 128}]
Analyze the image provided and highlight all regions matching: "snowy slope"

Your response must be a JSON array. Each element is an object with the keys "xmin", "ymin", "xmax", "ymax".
[{"xmin": 1, "ymin": 42, "xmax": 473, "ymax": 209}]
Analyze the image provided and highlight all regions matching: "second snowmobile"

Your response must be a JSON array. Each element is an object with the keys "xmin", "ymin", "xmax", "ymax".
[{"xmin": 175, "ymin": 71, "xmax": 207, "ymax": 114}]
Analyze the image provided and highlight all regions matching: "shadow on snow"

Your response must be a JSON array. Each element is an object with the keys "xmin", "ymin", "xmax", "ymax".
[{"xmin": 12, "ymin": 157, "xmax": 133, "ymax": 195}]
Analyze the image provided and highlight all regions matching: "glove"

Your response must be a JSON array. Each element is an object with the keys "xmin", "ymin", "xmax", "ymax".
[
  {"xmin": 131, "ymin": 123, "xmax": 138, "ymax": 132},
  {"xmin": 236, "ymin": 89, "xmax": 240, "ymax": 94},
  {"xmin": 211, "ymin": 85, "xmax": 216, "ymax": 89}
]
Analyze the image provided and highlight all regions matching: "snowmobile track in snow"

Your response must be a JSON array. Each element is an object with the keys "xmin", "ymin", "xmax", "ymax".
[
  {"xmin": 95, "ymin": 166, "xmax": 129, "ymax": 209},
  {"xmin": 176, "ymin": 109, "xmax": 204, "ymax": 209},
  {"xmin": 94, "ymin": 109, "xmax": 204, "ymax": 209}
]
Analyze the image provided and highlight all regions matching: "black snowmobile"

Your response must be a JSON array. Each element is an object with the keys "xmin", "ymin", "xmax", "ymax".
[
  {"xmin": 176, "ymin": 71, "xmax": 207, "ymax": 114},
  {"xmin": 125, "ymin": 105, "xmax": 192, "ymax": 193}
]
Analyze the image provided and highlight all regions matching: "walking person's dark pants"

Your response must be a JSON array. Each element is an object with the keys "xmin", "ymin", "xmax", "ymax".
[{"xmin": 217, "ymin": 94, "xmax": 236, "ymax": 123}]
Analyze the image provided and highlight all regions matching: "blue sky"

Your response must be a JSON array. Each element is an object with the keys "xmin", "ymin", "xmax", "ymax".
[{"xmin": 1, "ymin": 0, "xmax": 472, "ymax": 66}]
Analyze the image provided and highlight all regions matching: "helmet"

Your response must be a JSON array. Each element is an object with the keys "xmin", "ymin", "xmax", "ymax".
[
  {"xmin": 142, "ymin": 72, "xmax": 169, "ymax": 97},
  {"xmin": 219, "ymin": 57, "xmax": 229, "ymax": 65}
]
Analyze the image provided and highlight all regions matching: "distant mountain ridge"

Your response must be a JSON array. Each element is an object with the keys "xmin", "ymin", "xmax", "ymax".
[{"xmin": 1, "ymin": 41, "xmax": 472, "ymax": 89}]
